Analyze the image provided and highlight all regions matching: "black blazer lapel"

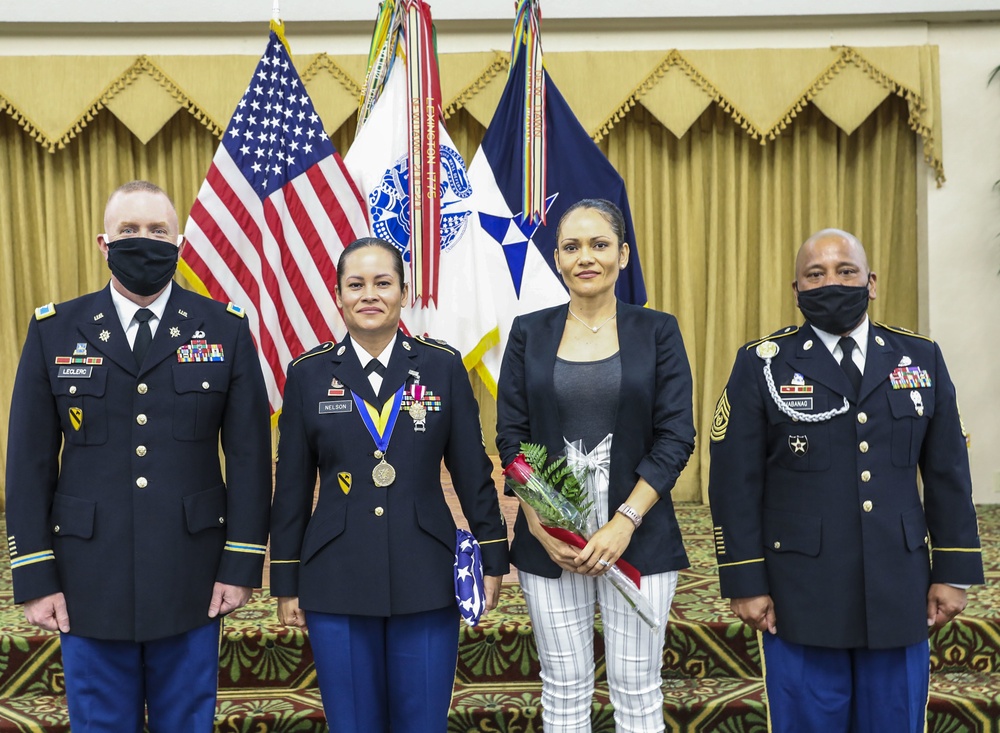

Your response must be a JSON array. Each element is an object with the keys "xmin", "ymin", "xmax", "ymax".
[
  {"xmin": 530, "ymin": 305, "xmax": 567, "ymax": 450},
  {"xmin": 859, "ymin": 327, "xmax": 898, "ymax": 404},
  {"xmin": 139, "ymin": 289, "xmax": 200, "ymax": 375},
  {"xmin": 379, "ymin": 332, "xmax": 419, "ymax": 405},
  {"xmin": 785, "ymin": 325, "xmax": 855, "ymax": 400},
  {"xmin": 82, "ymin": 287, "xmax": 136, "ymax": 375}
]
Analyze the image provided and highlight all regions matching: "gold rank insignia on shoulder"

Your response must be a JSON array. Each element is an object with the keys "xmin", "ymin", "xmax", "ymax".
[
  {"xmin": 755, "ymin": 341, "xmax": 779, "ymax": 359},
  {"xmin": 710, "ymin": 389, "xmax": 730, "ymax": 443},
  {"xmin": 35, "ymin": 303, "xmax": 56, "ymax": 320},
  {"xmin": 226, "ymin": 302, "xmax": 246, "ymax": 318}
]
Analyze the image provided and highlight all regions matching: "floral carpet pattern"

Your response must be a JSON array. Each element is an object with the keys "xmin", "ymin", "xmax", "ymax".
[{"xmin": 1, "ymin": 505, "xmax": 998, "ymax": 732}]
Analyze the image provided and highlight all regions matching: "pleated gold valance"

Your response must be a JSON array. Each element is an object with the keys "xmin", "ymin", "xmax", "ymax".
[{"xmin": 0, "ymin": 45, "xmax": 943, "ymax": 181}]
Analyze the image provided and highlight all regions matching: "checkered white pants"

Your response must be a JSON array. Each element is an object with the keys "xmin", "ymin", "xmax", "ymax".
[{"xmin": 520, "ymin": 435, "xmax": 678, "ymax": 733}]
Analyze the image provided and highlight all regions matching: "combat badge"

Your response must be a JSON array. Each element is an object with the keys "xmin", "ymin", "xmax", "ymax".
[{"xmin": 788, "ymin": 435, "xmax": 809, "ymax": 456}]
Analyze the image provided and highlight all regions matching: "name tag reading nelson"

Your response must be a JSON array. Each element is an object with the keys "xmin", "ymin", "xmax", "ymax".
[
  {"xmin": 319, "ymin": 400, "xmax": 353, "ymax": 415},
  {"xmin": 58, "ymin": 366, "xmax": 93, "ymax": 379}
]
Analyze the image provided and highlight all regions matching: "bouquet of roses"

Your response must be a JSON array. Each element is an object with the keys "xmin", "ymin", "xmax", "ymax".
[{"xmin": 503, "ymin": 440, "xmax": 658, "ymax": 629}]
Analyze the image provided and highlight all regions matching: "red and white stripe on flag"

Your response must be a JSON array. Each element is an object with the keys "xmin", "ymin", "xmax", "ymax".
[{"xmin": 179, "ymin": 25, "xmax": 368, "ymax": 417}]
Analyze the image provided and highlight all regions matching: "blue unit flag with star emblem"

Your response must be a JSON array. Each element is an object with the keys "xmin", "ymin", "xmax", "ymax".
[{"xmin": 472, "ymin": 4, "xmax": 648, "ymax": 392}]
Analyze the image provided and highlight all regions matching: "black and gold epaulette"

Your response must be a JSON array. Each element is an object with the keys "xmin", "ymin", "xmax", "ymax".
[
  {"xmin": 873, "ymin": 322, "xmax": 934, "ymax": 343},
  {"xmin": 34, "ymin": 302, "xmax": 57, "ymax": 320},
  {"xmin": 415, "ymin": 335, "xmax": 457, "ymax": 355},
  {"xmin": 292, "ymin": 341, "xmax": 335, "ymax": 366},
  {"xmin": 744, "ymin": 325, "xmax": 799, "ymax": 351}
]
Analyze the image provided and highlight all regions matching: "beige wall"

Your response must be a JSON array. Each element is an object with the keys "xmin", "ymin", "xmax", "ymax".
[{"xmin": 3, "ymin": 7, "xmax": 1000, "ymax": 501}]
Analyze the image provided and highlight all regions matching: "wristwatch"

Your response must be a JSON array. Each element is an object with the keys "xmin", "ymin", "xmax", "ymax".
[{"xmin": 616, "ymin": 503, "xmax": 642, "ymax": 528}]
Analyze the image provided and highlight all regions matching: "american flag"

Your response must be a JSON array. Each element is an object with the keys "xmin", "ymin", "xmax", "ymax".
[{"xmin": 181, "ymin": 25, "xmax": 369, "ymax": 415}]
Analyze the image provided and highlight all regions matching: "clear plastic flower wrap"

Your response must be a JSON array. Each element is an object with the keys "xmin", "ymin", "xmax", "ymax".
[{"xmin": 503, "ymin": 440, "xmax": 659, "ymax": 629}]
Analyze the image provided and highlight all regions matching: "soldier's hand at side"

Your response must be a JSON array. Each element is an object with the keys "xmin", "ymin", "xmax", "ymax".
[
  {"xmin": 731, "ymin": 594, "xmax": 777, "ymax": 634},
  {"xmin": 927, "ymin": 584, "xmax": 967, "ymax": 630},
  {"xmin": 24, "ymin": 592, "xmax": 70, "ymax": 633},
  {"xmin": 208, "ymin": 582, "xmax": 252, "ymax": 618},
  {"xmin": 277, "ymin": 597, "xmax": 307, "ymax": 628}
]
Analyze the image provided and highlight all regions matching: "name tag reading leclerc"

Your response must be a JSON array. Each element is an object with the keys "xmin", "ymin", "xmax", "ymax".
[
  {"xmin": 319, "ymin": 401, "xmax": 353, "ymax": 415},
  {"xmin": 58, "ymin": 366, "xmax": 93, "ymax": 378}
]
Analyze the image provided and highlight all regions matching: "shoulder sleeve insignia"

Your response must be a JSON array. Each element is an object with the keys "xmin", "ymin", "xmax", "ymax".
[
  {"xmin": 755, "ymin": 341, "xmax": 779, "ymax": 359},
  {"xmin": 35, "ymin": 302, "xmax": 56, "ymax": 320},
  {"xmin": 226, "ymin": 302, "xmax": 246, "ymax": 318},
  {"xmin": 291, "ymin": 341, "xmax": 335, "ymax": 366},
  {"xmin": 873, "ymin": 322, "xmax": 934, "ymax": 343},
  {"xmin": 710, "ymin": 389, "xmax": 731, "ymax": 443},
  {"xmin": 415, "ymin": 335, "xmax": 457, "ymax": 355}
]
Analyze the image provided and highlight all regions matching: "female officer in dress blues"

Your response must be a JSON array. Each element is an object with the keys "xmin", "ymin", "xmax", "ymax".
[
  {"xmin": 496, "ymin": 199, "xmax": 696, "ymax": 732},
  {"xmin": 269, "ymin": 237, "xmax": 509, "ymax": 733}
]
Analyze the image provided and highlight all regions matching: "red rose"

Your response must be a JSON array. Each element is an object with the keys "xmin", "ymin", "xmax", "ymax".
[{"xmin": 503, "ymin": 453, "xmax": 534, "ymax": 486}]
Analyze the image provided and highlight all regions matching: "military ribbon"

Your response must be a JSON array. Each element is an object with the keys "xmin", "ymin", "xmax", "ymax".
[
  {"xmin": 352, "ymin": 385, "xmax": 405, "ymax": 455},
  {"xmin": 403, "ymin": 0, "xmax": 442, "ymax": 307},
  {"xmin": 512, "ymin": 0, "xmax": 547, "ymax": 226}
]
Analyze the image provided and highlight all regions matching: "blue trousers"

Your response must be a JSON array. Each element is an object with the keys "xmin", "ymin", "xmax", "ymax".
[
  {"xmin": 59, "ymin": 619, "xmax": 221, "ymax": 733},
  {"xmin": 761, "ymin": 633, "xmax": 930, "ymax": 733},
  {"xmin": 305, "ymin": 605, "xmax": 460, "ymax": 733}
]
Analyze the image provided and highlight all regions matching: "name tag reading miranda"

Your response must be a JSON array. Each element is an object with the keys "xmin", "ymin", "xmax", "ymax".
[
  {"xmin": 319, "ymin": 400, "xmax": 353, "ymax": 415},
  {"xmin": 58, "ymin": 366, "xmax": 93, "ymax": 378}
]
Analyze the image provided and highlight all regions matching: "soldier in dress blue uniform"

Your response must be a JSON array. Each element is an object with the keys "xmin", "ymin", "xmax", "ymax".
[
  {"xmin": 708, "ymin": 229, "xmax": 983, "ymax": 732},
  {"xmin": 269, "ymin": 237, "xmax": 509, "ymax": 733},
  {"xmin": 4, "ymin": 181, "xmax": 272, "ymax": 732}
]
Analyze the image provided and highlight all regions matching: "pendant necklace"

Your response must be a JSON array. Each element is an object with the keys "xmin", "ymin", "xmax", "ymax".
[{"xmin": 568, "ymin": 308, "xmax": 617, "ymax": 333}]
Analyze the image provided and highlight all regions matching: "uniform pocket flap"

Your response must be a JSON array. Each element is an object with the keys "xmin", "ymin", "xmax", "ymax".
[
  {"xmin": 172, "ymin": 364, "xmax": 228, "ymax": 394},
  {"xmin": 415, "ymin": 499, "xmax": 457, "ymax": 551},
  {"xmin": 50, "ymin": 494, "xmax": 96, "ymax": 539},
  {"xmin": 183, "ymin": 484, "xmax": 227, "ymax": 534},
  {"xmin": 901, "ymin": 505, "xmax": 929, "ymax": 551},
  {"xmin": 53, "ymin": 367, "xmax": 108, "ymax": 397},
  {"xmin": 886, "ymin": 389, "xmax": 934, "ymax": 419},
  {"xmin": 300, "ymin": 507, "xmax": 347, "ymax": 563},
  {"xmin": 763, "ymin": 508, "xmax": 821, "ymax": 557}
]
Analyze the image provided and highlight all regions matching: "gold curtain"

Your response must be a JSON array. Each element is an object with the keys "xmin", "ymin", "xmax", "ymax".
[{"xmin": 0, "ymin": 64, "xmax": 917, "ymax": 507}]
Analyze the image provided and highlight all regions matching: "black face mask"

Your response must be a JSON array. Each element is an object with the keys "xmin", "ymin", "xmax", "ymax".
[
  {"xmin": 796, "ymin": 281, "xmax": 871, "ymax": 335},
  {"xmin": 106, "ymin": 237, "xmax": 179, "ymax": 297}
]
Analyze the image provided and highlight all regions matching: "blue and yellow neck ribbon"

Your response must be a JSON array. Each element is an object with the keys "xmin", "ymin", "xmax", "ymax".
[{"xmin": 352, "ymin": 385, "xmax": 405, "ymax": 454}]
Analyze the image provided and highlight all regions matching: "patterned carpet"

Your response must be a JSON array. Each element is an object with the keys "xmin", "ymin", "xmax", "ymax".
[{"xmin": 1, "ymin": 504, "xmax": 999, "ymax": 731}]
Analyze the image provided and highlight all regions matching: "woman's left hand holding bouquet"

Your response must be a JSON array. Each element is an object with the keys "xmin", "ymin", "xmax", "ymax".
[
  {"xmin": 574, "ymin": 477, "xmax": 660, "ymax": 577},
  {"xmin": 517, "ymin": 498, "xmax": 583, "ymax": 573}
]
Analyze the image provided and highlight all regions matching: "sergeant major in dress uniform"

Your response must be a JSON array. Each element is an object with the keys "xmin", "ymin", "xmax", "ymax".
[
  {"xmin": 708, "ymin": 228, "xmax": 983, "ymax": 733},
  {"xmin": 4, "ymin": 181, "xmax": 272, "ymax": 732}
]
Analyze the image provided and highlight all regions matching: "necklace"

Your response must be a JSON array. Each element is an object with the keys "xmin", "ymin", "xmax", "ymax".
[{"xmin": 568, "ymin": 308, "xmax": 617, "ymax": 333}]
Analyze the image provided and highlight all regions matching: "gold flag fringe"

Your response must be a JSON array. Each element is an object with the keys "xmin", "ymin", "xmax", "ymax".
[{"xmin": 442, "ymin": 52, "xmax": 509, "ymax": 120}]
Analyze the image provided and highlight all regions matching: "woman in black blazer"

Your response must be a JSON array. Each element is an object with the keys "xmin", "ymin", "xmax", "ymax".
[
  {"xmin": 270, "ymin": 238, "xmax": 509, "ymax": 733},
  {"xmin": 496, "ymin": 199, "xmax": 695, "ymax": 733}
]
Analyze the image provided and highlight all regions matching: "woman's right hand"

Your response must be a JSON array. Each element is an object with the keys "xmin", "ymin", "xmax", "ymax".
[
  {"xmin": 277, "ymin": 597, "xmax": 308, "ymax": 628},
  {"xmin": 520, "ymin": 499, "xmax": 583, "ymax": 573}
]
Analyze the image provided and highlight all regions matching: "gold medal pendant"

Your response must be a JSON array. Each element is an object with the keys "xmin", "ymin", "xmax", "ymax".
[{"xmin": 372, "ymin": 458, "xmax": 396, "ymax": 487}]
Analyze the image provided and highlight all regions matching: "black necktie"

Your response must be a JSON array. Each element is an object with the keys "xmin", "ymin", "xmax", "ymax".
[
  {"xmin": 133, "ymin": 308, "xmax": 155, "ymax": 367},
  {"xmin": 838, "ymin": 337, "xmax": 862, "ymax": 397},
  {"xmin": 364, "ymin": 360, "xmax": 385, "ymax": 376}
]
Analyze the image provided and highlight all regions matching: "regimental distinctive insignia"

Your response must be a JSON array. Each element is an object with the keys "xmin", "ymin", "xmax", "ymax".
[
  {"xmin": 68, "ymin": 407, "xmax": 83, "ymax": 431},
  {"xmin": 890, "ymin": 366, "xmax": 932, "ymax": 390},
  {"xmin": 338, "ymin": 472, "xmax": 352, "ymax": 495},
  {"xmin": 788, "ymin": 435, "xmax": 809, "ymax": 456},
  {"xmin": 791, "ymin": 373, "xmax": 805, "ymax": 386},
  {"xmin": 99, "ymin": 330, "xmax": 111, "ymax": 342},
  {"xmin": 176, "ymin": 340, "xmax": 225, "ymax": 363},
  {"xmin": 755, "ymin": 341, "xmax": 779, "ymax": 359},
  {"xmin": 169, "ymin": 326, "xmax": 181, "ymax": 338},
  {"xmin": 910, "ymin": 390, "xmax": 925, "ymax": 417},
  {"xmin": 73, "ymin": 343, "xmax": 87, "ymax": 357},
  {"xmin": 711, "ymin": 389, "xmax": 730, "ymax": 443}
]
